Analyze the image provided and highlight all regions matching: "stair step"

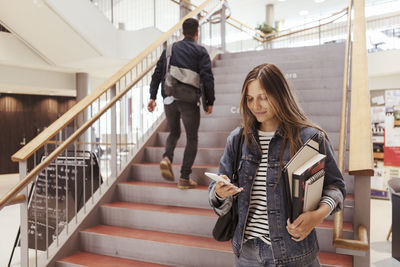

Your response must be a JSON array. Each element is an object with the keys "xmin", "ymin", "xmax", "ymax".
[
  {"xmin": 131, "ymin": 163, "xmax": 218, "ymax": 185},
  {"xmin": 57, "ymin": 251, "xmax": 171, "ymax": 267},
  {"xmin": 215, "ymin": 80, "xmax": 342, "ymax": 93},
  {"xmin": 214, "ymin": 57, "xmax": 344, "ymax": 69},
  {"xmin": 117, "ymin": 181, "xmax": 210, "ymax": 209},
  {"xmin": 200, "ymin": 105, "xmax": 241, "ymax": 118},
  {"xmin": 213, "ymin": 64, "xmax": 345, "ymax": 77},
  {"xmin": 215, "ymin": 75, "xmax": 342, "ymax": 88},
  {"xmin": 208, "ymin": 101, "xmax": 342, "ymax": 117},
  {"xmin": 144, "ymin": 146, "xmax": 224, "ymax": 165},
  {"xmin": 80, "ymin": 225, "xmax": 233, "ymax": 267},
  {"xmin": 101, "ymin": 202, "xmax": 216, "ymax": 237},
  {"xmin": 156, "ymin": 131, "xmax": 230, "ymax": 147},
  {"xmin": 319, "ymin": 251, "xmax": 353, "ymax": 267},
  {"xmin": 195, "ymin": 116, "xmax": 342, "ymax": 132},
  {"xmin": 221, "ymin": 43, "xmax": 345, "ymax": 60},
  {"xmin": 214, "ymin": 88, "xmax": 344, "ymax": 105},
  {"xmin": 56, "ymin": 245, "xmax": 353, "ymax": 267}
]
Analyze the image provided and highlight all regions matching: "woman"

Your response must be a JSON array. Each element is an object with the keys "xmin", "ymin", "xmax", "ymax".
[{"xmin": 208, "ymin": 64, "xmax": 346, "ymax": 266}]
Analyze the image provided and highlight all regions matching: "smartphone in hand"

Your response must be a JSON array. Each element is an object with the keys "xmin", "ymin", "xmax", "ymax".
[{"xmin": 204, "ymin": 172, "xmax": 231, "ymax": 184}]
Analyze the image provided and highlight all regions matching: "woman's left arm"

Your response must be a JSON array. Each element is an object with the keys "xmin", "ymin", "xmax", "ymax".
[
  {"xmin": 286, "ymin": 203, "xmax": 330, "ymax": 241},
  {"xmin": 287, "ymin": 132, "xmax": 346, "ymax": 241}
]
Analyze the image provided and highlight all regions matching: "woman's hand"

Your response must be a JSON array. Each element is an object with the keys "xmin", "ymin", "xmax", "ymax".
[
  {"xmin": 215, "ymin": 174, "xmax": 243, "ymax": 199},
  {"xmin": 286, "ymin": 203, "xmax": 331, "ymax": 242}
]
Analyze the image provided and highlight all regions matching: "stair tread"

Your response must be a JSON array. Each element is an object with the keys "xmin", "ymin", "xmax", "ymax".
[
  {"xmin": 120, "ymin": 181, "xmax": 208, "ymax": 190},
  {"xmin": 102, "ymin": 202, "xmax": 216, "ymax": 217},
  {"xmin": 132, "ymin": 162, "xmax": 219, "ymax": 168},
  {"xmin": 146, "ymin": 146, "xmax": 225, "ymax": 150},
  {"xmin": 82, "ymin": 225, "xmax": 232, "ymax": 252},
  {"xmin": 319, "ymin": 220, "xmax": 353, "ymax": 231},
  {"xmin": 318, "ymin": 251, "xmax": 353, "ymax": 267},
  {"xmin": 58, "ymin": 251, "xmax": 171, "ymax": 267}
]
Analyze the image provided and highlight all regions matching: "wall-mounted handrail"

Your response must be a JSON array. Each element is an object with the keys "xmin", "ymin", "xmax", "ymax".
[
  {"xmin": 11, "ymin": 0, "xmax": 214, "ymax": 163},
  {"xmin": 348, "ymin": 0, "xmax": 374, "ymax": 177},
  {"xmin": 333, "ymin": 0, "xmax": 370, "ymax": 253}
]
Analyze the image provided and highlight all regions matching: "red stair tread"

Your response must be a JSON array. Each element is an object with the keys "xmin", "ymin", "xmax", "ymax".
[
  {"xmin": 318, "ymin": 251, "xmax": 353, "ymax": 267},
  {"xmin": 319, "ymin": 220, "xmax": 353, "ymax": 231},
  {"xmin": 103, "ymin": 202, "xmax": 216, "ymax": 217},
  {"xmin": 132, "ymin": 162, "xmax": 219, "ymax": 168},
  {"xmin": 58, "ymin": 251, "xmax": 171, "ymax": 267},
  {"xmin": 120, "ymin": 181, "xmax": 208, "ymax": 190},
  {"xmin": 146, "ymin": 146, "xmax": 225, "ymax": 150},
  {"xmin": 82, "ymin": 225, "xmax": 231, "ymax": 252}
]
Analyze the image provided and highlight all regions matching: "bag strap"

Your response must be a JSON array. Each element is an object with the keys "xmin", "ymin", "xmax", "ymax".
[
  {"xmin": 165, "ymin": 44, "xmax": 173, "ymax": 73},
  {"xmin": 232, "ymin": 128, "xmax": 244, "ymax": 183}
]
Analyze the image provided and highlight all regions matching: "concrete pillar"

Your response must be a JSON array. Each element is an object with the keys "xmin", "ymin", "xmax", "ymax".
[
  {"xmin": 266, "ymin": 4, "xmax": 274, "ymax": 27},
  {"xmin": 180, "ymin": 0, "xmax": 190, "ymax": 19},
  {"xmin": 76, "ymin": 72, "xmax": 90, "ymax": 148},
  {"xmin": 76, "ymin": 72, "xmax": 89, "ymax": 102},
  {"xmin": 220, "ymin": 2, "xmax": 226, "ymax": 52}
]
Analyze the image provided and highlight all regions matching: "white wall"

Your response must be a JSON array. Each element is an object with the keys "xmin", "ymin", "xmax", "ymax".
[
  {"xmin": 368, "ymin": 50, "xmax": 400, "ymax": 90},
  {"xmin": 0, "ymin": 64, "xmax": 76, "ymax": 96}
]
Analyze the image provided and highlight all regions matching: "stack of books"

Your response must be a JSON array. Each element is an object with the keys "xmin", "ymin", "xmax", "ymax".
[{"xmin": 282, "ymin": 133, "xmax": 326, "ymax": 222}]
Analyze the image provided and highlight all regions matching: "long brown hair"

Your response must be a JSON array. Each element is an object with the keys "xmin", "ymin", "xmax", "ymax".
[{"xmin": 239, "ymin": 63, "xmax": 327, "ymax": 165}]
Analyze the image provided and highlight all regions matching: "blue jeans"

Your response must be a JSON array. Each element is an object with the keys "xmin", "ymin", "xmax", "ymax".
[{"xmin": 234, "ymin": 238, "xmax": 321, "ymax": 267}]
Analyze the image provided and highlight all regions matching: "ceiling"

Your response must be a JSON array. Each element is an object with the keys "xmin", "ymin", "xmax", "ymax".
[{"xmin": 225, "ymin": 0, "xmax": 400, "ymax": 30}]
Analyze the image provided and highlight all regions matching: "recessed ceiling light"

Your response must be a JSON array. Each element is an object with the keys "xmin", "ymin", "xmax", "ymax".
[
  {"xmin": 314, "ymin": 0, "xmax": 325, "ymax": 3},
  {"xmin": 7, "ymin": 90, "xmax": 12, "ymax": 93},
  {"xmin": 299, "ymin": 10, "xmax": 309, "ymax": 16},
  {"xmin": 278, "ymin": 0, "xmax": 286, "ymax": 2}
]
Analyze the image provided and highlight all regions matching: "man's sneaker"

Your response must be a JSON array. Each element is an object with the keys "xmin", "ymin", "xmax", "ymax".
[
  {"xmin": 177, "ymin": 178, "xmax": 198, "ymax": 189},
  {"xmin": 160, "ymin": 157, "xmax": 174, "ymax": 181}
]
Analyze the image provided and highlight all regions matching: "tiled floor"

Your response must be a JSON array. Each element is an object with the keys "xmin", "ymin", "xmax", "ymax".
[{"xmin": 0, "ymin": 173, "xmax": 399, "ymax": 267}]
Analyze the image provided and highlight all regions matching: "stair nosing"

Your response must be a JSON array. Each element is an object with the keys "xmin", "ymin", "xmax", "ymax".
[
  {"xmin": 102, "ymin": 201, "xmax": 216, "ymax": 217},
  {"xmin": 81, "ymin": 225, "xmax": 232, "ymax": 252}
]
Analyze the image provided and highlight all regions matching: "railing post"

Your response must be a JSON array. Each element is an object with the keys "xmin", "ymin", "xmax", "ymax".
[
  {"xmin": 139, "ymin": 81, "xmax": 144, "ymax": 143},
  {"xmin": 110, "ymin": 85, "xmax": 117, "ymax": 178},
  {"xmin": 153, "ymin": 0, "xmax": 156, "ymax": 28},
  {"xmin": 19, "ymin": 161, "xmax": 29, "ymax": 267},
  {"xmin": 111, "ymin": 0, "xmax": 114, "ymax": 25},
  {"xmin": 354, "ymin": 176, "xmax": 371, "ymax": 266},
  {"xmin": 220, "ymin": 1, "xmax": 226, "ymax": 52}
]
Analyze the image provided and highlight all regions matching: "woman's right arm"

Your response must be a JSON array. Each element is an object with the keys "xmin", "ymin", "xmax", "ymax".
[{"xmin": 208, "ymin": 129, "xmax": 242, "ymax": 216}]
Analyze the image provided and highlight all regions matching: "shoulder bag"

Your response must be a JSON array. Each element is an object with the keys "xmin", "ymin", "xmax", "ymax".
[{"xmin": 212, "ymin": 128, "xmax": 244, "ymax": 241}]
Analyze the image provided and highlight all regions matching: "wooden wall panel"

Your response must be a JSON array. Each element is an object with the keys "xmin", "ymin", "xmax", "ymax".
[{"xmin": 0, "ymin": 94, "xmax": 76, "ymax": 174}]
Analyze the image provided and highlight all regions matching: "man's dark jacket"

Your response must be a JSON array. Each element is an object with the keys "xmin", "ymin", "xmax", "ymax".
[{"xmin": 149, "ymin": 37, "xmax": 215, "ymax": 106}]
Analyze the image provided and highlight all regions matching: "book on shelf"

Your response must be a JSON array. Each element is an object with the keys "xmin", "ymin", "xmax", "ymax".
[
  {"xmin": 291, "ymin": 153, "xmax": 326, "ymax": 221},
  {"xmin": 282, "ymin": 133, "xmax": 319, "ymax": 221}
]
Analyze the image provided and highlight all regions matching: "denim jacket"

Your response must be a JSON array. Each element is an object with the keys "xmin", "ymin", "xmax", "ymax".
[{"xmin": 208, "ymin": 125, "xmax": 346, "ymax": 266}]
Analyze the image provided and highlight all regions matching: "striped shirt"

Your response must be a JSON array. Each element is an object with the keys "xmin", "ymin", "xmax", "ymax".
[{"xmin": 244, "ymin": 130, "xmax": 275, "ymax": 244}]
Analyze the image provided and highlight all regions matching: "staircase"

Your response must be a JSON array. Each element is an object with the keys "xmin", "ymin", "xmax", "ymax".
[{"xmin": 56, "ymin": 43, "xmax": 354, "ymax": 267}]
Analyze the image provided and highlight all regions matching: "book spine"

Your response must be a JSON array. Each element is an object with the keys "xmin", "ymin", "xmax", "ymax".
[
  {"xmin": 307, "ymin": 169, "xmax": 325, "ymax": 185},
  {"xmin": 283, "ymin": 168, "xmax": 293, "ymax": 223},
  {"xmin": 291, "ymin": 172, "xmax": 306, "ymax": 221}
]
